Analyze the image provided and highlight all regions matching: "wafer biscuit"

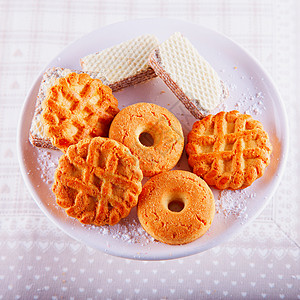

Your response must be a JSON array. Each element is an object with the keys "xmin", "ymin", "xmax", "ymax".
[
  {"xmin": 80, "ymin": 34, "xmax": 159, "ymax": 91},
  {"xmin": 186, "ymin": 111, "xmax": 272, "ymax": 189},
  {"xmin": 52, "ymin": 137, "xmax": 143, "ymax": 226},
  {"xmin": 149, "ymin": 32, "xmax": 228, "ymax": 119}
]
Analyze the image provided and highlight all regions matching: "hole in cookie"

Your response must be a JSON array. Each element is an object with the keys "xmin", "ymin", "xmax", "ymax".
[
  {"xmin": 168, "ymin": 198, "xmax": 185, "ymax": 213},
  {"xmin": 139, "ymin": 132, "xmax": 154, "ymax": 147}
]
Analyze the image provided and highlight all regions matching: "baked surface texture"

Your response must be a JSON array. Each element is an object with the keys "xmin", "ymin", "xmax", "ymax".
[
  {"xmin": 29, "ymin": 67, "xmax": 112, "ymax": 150},
  {"xmin": 52, "ymin": 137, "xmax": 143, "ymax": 226},
  {"xmin": 186, "ymin": 110, "xmax": 272, "ymax": 189},
  {"xmin": 109, "ymin": 102, "xmax": 184, "ymax": 177},
  {"xmin": 149, "ymin": 32, "xmax": 228, "ymax": 119},
  {"xmin": 41, "ymin": 72, "xmax": 119, "ymax": 153},
  {"xmin": 137, "ymin": 170, "xmax": 215, "ymax": 245},
  {"xmin": 80, "ymin": 34, "xmax": 159, "ymax": 91}
]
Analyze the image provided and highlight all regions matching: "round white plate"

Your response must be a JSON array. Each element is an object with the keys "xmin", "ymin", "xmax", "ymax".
[{"xmin": 17, "ymin": 18, "xmax": 288, "ymax": 260}]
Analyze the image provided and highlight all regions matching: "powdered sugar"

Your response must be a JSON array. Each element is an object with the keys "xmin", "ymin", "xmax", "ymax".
[
  {"xmin": 219, "ymin": 67, "xmax": 267, "ymax": 116},
  {"xmin": 216, "ymin": 189, "xmax": 256, "ymax": 223},
  {"xmin": 234, "ymin": 89, "xmax": 266, "ymax": 115},
  {"xmin": 90, "ymin": 218, "xmax": 156, "ymax": 246},
  {"xmin": 36, "ymin": 149, "xmax": 60, "ymax": 185},
  {"xmin": 217, "ymin": 84, "xmax": 266, "ymax": 117}
]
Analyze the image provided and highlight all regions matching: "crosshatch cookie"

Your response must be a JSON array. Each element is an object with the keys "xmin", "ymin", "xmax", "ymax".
[
  {"xmin": 109, "ymin": 102, "xmax": 184, "ymax": 177},
  {"xmin": 41, "ymin": 72, "xmax": 119, "ymax": 153},
  {"xmin": 149, "ymin": 32, "xmax": 228, "ymax": 119},
  {"xmin": 186, "ymin": 110, "xmax": 272, "ymax": 190},
  {"xmin": 29, "ymin": 67, "xmax": 111, "ymax": 150},
  {"xmin": 52, "ymin": 137, "xmax": 143, "ymax": 226},
  {"xmin": 137, "ymin": 170, "xmax": 215, "ymax": 245},
  {"xmin": 80, "ymin": 34, "xmax": 159, "ymax": 91}
]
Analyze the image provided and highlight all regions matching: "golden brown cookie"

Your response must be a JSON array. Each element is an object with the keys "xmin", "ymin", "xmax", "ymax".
[
  {"xmin": 186, "ymin": 110, "xmax": 272, "ymax": 189},
  {"xmin": 29, "ymin": 67, "xmax": 113, "ymax": 150},
  {"xmin": 108, "ymin": 102, "xmax": 184, "ymax": 177},
  {"xmin": 41, "ymin": 72, "xmax": 119, "ymax": 153},
  {"xmin": 52, "ymin": 137, "xmax": 143, "ymax": 226},
  {"xmin": 137, "ymin": 170, "xmax": 215, "ymax": 245}
]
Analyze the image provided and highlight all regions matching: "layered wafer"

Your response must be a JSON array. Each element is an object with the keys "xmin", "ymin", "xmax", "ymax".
[
  {"xmin": 149, "ymin": 32, "xmax": 228, "ymax": 119},
  {"xmin": 80, "ymin": 34, "xmax": 159, "ymax": 91}
]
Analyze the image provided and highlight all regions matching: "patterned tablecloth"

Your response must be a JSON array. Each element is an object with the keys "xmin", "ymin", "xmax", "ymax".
[{"xmin": 0, "ymin": 0, "xmax": 299, "ymax": 299}]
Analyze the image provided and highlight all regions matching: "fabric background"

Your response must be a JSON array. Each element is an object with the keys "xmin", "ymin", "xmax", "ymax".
[{"xmin": 0, "ymin": 0, "xmax": 299, "ymax": 299}]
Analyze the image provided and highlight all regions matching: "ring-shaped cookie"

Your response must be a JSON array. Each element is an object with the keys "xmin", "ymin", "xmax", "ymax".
[
  {"xmin": 137, "ymin": 170, "xmax": 215, "ymax": 245},
  {"xmin": 109, "ymin": 103, "xmax": 184, "ymax": 177}
]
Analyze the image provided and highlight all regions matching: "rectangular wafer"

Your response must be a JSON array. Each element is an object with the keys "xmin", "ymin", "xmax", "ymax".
[
  {"xmin": 80, "ymin": 34, "xmax": 159, "ymax": 91},
  {"xmin": 149, "ymin": 32, "xmax": 228, "ymax": 119}
]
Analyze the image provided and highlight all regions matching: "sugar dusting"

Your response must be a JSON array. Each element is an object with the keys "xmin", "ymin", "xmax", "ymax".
[
  {"xmin": 37, "ymin": 149, "xmax": 59, "ymax": 185},
  {"xmin": 216, "ymin": 189, "xmax": 256, "ymax": 223},
  {"xmin": 89, "ymin": 218, "xmax": 156, "ymax": 246},
  {"xmin": 219, "ymin": 70, "xmax": 267, "ymax": 116},
  {"xmin": 235, "ymin": 90, "xmax": 266, "ymax": 115}
]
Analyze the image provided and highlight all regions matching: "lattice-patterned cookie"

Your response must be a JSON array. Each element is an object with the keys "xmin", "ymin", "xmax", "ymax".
[
  {"xmin": 186, "ymin": 111, "xmax": 272, "ymax": 189},
  {"xmin": 80, "ymin": 34, "xmax": 159, "ymax": 91},
  {"xmin": 149, "ymin": 32, "xmax": 228, "ymax": 119},
  {"xmin": 41, "ymin": 72, "xmax": 119, "ymax": 153},
  {"xmin": 52, "ymin": 137, "xmax": 143, "ymax": 226},
  {"xmin": 29, "ymin": 67, "xmax": 109, "ymax": 150}
]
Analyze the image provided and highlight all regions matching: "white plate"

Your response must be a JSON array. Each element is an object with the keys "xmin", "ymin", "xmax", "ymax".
[{"xmin": 17, "ymin": 18, "xmax": 288, "ymax": 260}]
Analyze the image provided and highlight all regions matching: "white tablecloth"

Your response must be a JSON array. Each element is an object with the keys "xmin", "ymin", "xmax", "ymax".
[{"xmin": 0, "ymin": 0, "xmax": 299, "ymax": 299}]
